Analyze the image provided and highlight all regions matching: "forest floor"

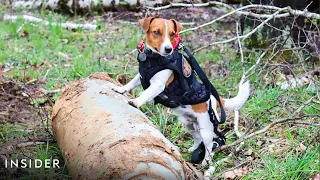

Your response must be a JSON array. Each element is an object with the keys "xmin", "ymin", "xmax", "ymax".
[{"xmin": 0, "ymin": 5, "xmax": 319, "ymax": 180}]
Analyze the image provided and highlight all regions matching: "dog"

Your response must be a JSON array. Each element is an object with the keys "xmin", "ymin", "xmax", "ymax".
[{"xmin": 112, "ymin": 17, "xmax": 250, "ymax": 164}]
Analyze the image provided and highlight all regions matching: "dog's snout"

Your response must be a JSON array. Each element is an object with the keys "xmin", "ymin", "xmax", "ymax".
[{"xmin": 165, "ymin": 46, "xmax": 172, "ymax": 53}]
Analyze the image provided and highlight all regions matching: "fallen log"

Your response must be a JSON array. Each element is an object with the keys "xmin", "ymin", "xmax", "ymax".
[
  {"xmin": 3, "ymin": 15, "xmax": 97, "ymax": 30},
  {"xmin": 51, "ymin": 72, "xmax": 202, "ymax": 180},
  {"xmin": 11, "ymin": 0, "xmax": 211, "ymax": 12}
]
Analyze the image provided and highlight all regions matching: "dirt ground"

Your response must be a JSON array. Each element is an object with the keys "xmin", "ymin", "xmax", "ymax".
[
  {"xmin": 0, "ymin": 76, "xmax": 56, "ymax": 177},
  {"xmin": 0, "ymin": 78, "xmax": 40, "ymax": 124}
]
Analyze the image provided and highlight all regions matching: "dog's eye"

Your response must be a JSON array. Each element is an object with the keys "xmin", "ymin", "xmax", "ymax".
[
  {"xmin": 153, "ymin": 30, "xmax": 161, "ymax": 36},
  {"xmin": 170, "ymin": 32, "xmax": 175, "ymax": 38}
]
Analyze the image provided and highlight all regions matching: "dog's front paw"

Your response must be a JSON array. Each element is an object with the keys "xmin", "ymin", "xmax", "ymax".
[
  {"xmin": 201, "ymin": 159, "xmax": 208, "ymax": 166},
  {"xmin": 128, "ymin": 99, "xmax": 140, "ymax": 108},
  {"xmin": 188, "ymin": 146, "xmax": 197, "ymax": 153},
  {"xmin": 112, "ymin": 86, "xmax": 126, "ymax": 94}
]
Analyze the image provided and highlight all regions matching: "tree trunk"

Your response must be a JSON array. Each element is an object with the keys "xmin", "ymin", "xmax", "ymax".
[{"xmin": 51, "ymin": 72, "xmax": 202, "ymax": 180}]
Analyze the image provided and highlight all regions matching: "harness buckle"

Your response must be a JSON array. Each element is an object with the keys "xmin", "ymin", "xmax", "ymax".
[
  {"xmin": 208, "ymin": 108, "xmax": 214, "ymax": 116},
  {"xmin": 193, "ymin": 70, "xmax": 198, "ymax": 77},
  {"xmin": 178, "ymin": 43, "xmax": 185, "ymax": 50}
]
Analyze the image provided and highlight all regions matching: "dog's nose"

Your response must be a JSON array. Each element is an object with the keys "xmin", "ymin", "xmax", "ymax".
[{"xmin": 165, "ymin": 46, "xmax": 172, "ymax": 53}]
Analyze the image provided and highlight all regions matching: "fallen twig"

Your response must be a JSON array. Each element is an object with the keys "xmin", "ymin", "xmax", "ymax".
[
  {"xmin": 17, "ymin": 141, "xmax": 45, "ymax": 147},
  {"xmin": 293, "ymin": 97, "xmax": 314, "ymax": 115},
  {"xmin": 290, "ymin": 122, "xmax": 320, "ymax": 127},
  {"xmin": 3, "ymin": 15, "xmax": 97, "ymax": 30},
  {"xmin": 186, "ymin": 162, "xmax": 205, "ymax": 180},
  {"xmin": 43, "ymin": 89, "xmax": 61, "ymax": 95},
  {"xmin": 204, "ymin": 109, "xmax": 245, "ymax": 179},
  {"xmin": 215, "ymin": 114, "xmax": 319, "ymax": 152}
]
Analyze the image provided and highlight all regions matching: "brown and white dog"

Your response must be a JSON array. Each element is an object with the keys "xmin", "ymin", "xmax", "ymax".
[{"xmin": 113, "ymin": 17, "xmax": 250, "ymax": 164}]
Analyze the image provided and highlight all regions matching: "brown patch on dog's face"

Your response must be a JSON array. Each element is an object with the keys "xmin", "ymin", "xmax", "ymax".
[
  {"xmin": 138, "ymin": 17, "xmax": 182, "ymax": 56},
  {"xmin": 145, "ymin": 18, "xmax": 167, "ymax": 52},
  {"xmin": 191, "ymin": 102, "xmax": 208, "ymax": 113}
]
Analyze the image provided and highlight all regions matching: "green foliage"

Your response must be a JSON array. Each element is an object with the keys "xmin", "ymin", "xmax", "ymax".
[
  {"xmin": 0, "ymin": 13, "xmax": 142, "ymax": 89},
  {"xmin": 0, "ymin": 123, "xmax": 29, "ymax": 144},
  {"xmin": 244, "ymin": 148, "xmax": 320, "ymax": 180},
  {"xmin": 6, "ymin": 144, "xmax": 70, "ymax": 180}
]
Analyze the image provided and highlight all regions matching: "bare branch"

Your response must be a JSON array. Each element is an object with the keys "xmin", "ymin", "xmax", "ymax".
[
  {"xmin": 215, "ymin": 114, "xmax": 319, "ymax": 152},
  {"xmin": 146, "ymin": 2, "xmax": 283, "ymax": 12},
  {"xmin": 147, "ymin": 1, "xmax": 320, "ymax": 21},
  {"xmin": 243, "ymin": 49, "xmax": 268, "ymax": 80},
  {"xmin": 287, "ymin": 6, "xmax": 320, "ymax": 19},
  {"xmin": 236, "ymin": 22, "xmax": 245, "ymax": 76},
  {"xmin": 293, "ymin": 97, "xmax": 314, "ymax": 115},
  {"xmin": 193, "ymin": 7, "xmax": 287, "ymax": 53},
  {"xmin": 180, "ymin": 4, "xmax": 285, "ymax": 34}
]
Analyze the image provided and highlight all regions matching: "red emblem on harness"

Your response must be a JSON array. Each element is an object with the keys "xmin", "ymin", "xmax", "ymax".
[{"xmin": 182, "ymin": 56, "xmax": 192, "ymax": 78}]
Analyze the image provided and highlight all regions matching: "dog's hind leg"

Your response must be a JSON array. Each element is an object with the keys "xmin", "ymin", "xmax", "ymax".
[
  {"xmin": 195, "ymin": 112, "xmax": 215, "ymax": 166},
  {"xmin": 177, "ymin": 115, "xmax": 202, "ymax": 153}
]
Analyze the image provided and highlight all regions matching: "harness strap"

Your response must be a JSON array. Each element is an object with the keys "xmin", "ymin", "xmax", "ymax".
[
  {"xmin": 181, "ymin": 46, "xmax": 226, "ymax": 123},
  {"xmin": 180, "ymin": 44, "xmax": 227, "ymax": 164}
]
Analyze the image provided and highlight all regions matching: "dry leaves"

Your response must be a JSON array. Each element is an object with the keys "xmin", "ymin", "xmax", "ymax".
[
  {"xmin": 222, "ymin": 166, "xmax": 251, "ymax": 179},
  {"xmin": 116, "ymin": 74, "xmax": 127, "ymax": 85},
  {"xmin": 243, "ymin": 149, "xmax": 253, "ymax": 156}
]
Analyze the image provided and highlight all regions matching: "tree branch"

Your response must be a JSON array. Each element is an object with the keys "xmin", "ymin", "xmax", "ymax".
[
  {"xmin": 215, "ymin": 114, "xmax": 319, "ymax": 152},
  {"xmin": 192, "ymin": 7, "xmax": 287, "ymax": 53}
]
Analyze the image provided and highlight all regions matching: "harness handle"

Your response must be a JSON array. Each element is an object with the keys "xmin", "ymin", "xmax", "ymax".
[
  {"xmin": 179, "ymin": 43, "xmax": 227, "ymax": 164},
  {"xmin": 180, "ymin": 44, "xmax": 226, "ymax": 124}
]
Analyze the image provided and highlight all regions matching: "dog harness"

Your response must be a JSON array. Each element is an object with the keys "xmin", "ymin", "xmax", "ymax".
[{"xmin": 137, "ymin": 34, "xmax": 226, "ymax": 163}]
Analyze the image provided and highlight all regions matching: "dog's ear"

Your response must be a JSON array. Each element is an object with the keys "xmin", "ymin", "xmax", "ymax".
[
  {"xmin": 138, "ymin": 17, "xmax": 155, "ymax": 33},
  {"xmin": 170, "ymin": 19, "xmax": 183, "ymax": 33}
]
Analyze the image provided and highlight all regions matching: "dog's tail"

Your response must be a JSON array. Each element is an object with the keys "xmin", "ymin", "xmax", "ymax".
[{"xmin": 223, "ymin": 80, "xmax": 250, "ymax": 111}]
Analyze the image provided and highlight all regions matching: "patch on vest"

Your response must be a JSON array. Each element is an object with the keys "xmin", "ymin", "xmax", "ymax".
[{"xmin": 182, "ymin": 56, "xmax": 192, "ymax": 78}]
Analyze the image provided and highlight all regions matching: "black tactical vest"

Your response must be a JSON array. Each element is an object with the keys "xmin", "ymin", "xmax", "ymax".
[{"xmin": 138, "ymin": 50, "xmax": 210, "ymax": 108}]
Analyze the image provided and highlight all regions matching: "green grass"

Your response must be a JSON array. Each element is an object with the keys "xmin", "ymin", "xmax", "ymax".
[
  {"xmin": 1, "ymin": 8, "xmax": 319, "ymax": 179},
  {"xmin": 0, "ymin": 123, "xmax": 30, "ymax": 144},
  {"xmin": 0, "ymin": 13, "xmax": 141, "ymax": 89},
  {"xmin": 244, "ymin": 147, "xmax": 320, "ymax": 180},
  {"xmin": 5, "ymin": 144, "xmax": 70, "ymax": 180}
]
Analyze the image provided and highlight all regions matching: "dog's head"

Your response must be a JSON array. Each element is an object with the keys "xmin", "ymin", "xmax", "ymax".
[{"xmin": 138, "ymin": 17, "xmax": 182, "ymax": 56}]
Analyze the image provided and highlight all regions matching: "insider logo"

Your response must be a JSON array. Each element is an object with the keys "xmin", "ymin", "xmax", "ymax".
[{"xmin": 4, "ymin": 159, "xmax": 60, "ymax": 168}]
